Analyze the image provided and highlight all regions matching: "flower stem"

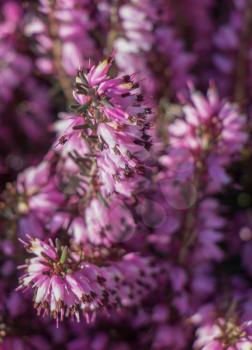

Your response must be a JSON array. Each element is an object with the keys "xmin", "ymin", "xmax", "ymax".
[{"xmin": 48, "ymin": 0, "xmax": 73, "ymax": 101}]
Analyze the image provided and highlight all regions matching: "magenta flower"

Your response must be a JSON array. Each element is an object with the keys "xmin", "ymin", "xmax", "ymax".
[
  {"xmin": 24, "ymin": 0, "xmax": 102, "ymax": 76},
  {"xmin": 168, "ymin": 83, "xmax": 247, "ymax": 192},
  {"xmin": 17, "ymin": 236, "xmax": 161, "ymax": 324},
  {"xmin": 1, "ymin": 0, "xmax": 252, "ymax": 345},
  {"xmin": 194, "ymin": 317, "xmax": 252, "ymax": 350},
  {"xmin": 114, "ymin": 0, "xmax": 194, "ymax": 100},
  {"xmin": 57, "ymin": 57, "xmax": 153, "ymax": 199},
  {"xmin": 15, "ymin": 161, "xmax": 64, "ymax": 237},
  {"xmin": 84, "ymin": 197, "xmax": 135, "ymax": 245},
  {"xmin": 17, "ymin": 237, "xmax": 109, "ymax": 324}
]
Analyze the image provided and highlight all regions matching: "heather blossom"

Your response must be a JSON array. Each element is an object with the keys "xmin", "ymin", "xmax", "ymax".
[
  {"xmin": 18, "ymin": 237, "xmax": 107, "ymax": 324},
  {"xmin": 56, "ymin": 57, "xmax": 153, "ymax": 197},
  {"xmin": 17, "ymin": 236, "xmax": 161, "ymax": 324},
  {"xmin": 24, "ymin": 0, "xmax": 102, "ymax": 76},
  {"xmin": 84, "ymin": 197, "xmax": 135, "ymax": 245},
  {"xmin": 194, "ymin": 316, "xmax": 252, "ymax": 350},
  {"xmin": 168, "ymin": 83, "xmax": 247, "ymax": 192},
  {"xmin": 14, "ymin": 161, "xmax": 64, "ymax": 238},
  {"xmin": 0, "ymin": 1, "xmax": 52, "ymax": 181},
  {"xmin": 114, "ymin": 0, "xmax": 194, "ymax": 99},
  {"xmin": 49, "ymin": 58, "xmax": 153, "ymax": 245},
  {"xmin": 1, "ymin": 1, "xmax": 252, "ymax": 348}
]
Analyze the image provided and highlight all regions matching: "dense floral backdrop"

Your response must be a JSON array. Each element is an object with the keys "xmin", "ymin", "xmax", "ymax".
[{"xmin": 1, "ymin": 0, "xmax": 252, "ymax": 349}]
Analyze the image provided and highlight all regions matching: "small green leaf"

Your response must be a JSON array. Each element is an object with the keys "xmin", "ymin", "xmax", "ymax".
[
  {"xmin": 72, "ymin": 124, "xmax": 90, "ymax": 130},
  {"xmin": 60, "ymin": 246, "xmax": 68, "ymax": 265}
]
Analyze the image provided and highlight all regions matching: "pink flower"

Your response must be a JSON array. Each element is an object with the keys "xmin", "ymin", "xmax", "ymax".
[
  {"xmin": 168, "ymin": 83, "xmax": 247, "ymax": 192},
  {"xmin": 17, "ymin": 237, "xmax": 109, "ymax": 324},
  {"xmin": 57, "ymin": 57, "xmax": 153, "ymax": 199},
  {"xmin": 15, "ymin": 161, "xmax": 64, "ymax": 237},
  {"xmin": 194, "ymin": 320, "xmax": 252, "ymax": 349},
  {"xmin": 84, "ymin": 197, "xmax": 135, "ymax": 245},
  {"xmin": 114, "ymin": 0, "xmax": 194, "ymax": 99},
  {"xmin": 24, "ymin": 0, "xmax": 101, "ymax": 75},
  {"xmin": 17, "ymin": 237, "xmax": 161, "ymax": 324}
]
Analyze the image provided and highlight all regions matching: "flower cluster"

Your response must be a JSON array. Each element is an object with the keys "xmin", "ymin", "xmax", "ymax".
[
  {"xmin": 61, "ymin": 57, "xmax": 152, "ymax": 194},
  {"xmin": 0, "ymin": 0, "xmax": 52, "ymax": 183},
  {"xmin": 114, "ymin": 0, "xmax": 194, "ymax": 100},
  {"xmin": 167, "ymin": 83, "xmax": 247, "ymax": 192},
  {"xmin": 24, "ymin": 0, "xmax": 105, "ymax": 76},
  {"xmin": 18, "ymin": 236, "xmax": 161, "ymax": 326},
  {"xmin": 1, "ymin": 1, "xmax": 252, "ymax": 349},
  {"xmin": 49, "ymin": 57, "xmax": 153, "ymax": 246}
]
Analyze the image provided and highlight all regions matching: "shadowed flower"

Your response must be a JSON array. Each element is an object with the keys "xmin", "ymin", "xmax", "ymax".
[{"xmin": 169, "ymin": 83, "xmax": 247, "ymax": 192}]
